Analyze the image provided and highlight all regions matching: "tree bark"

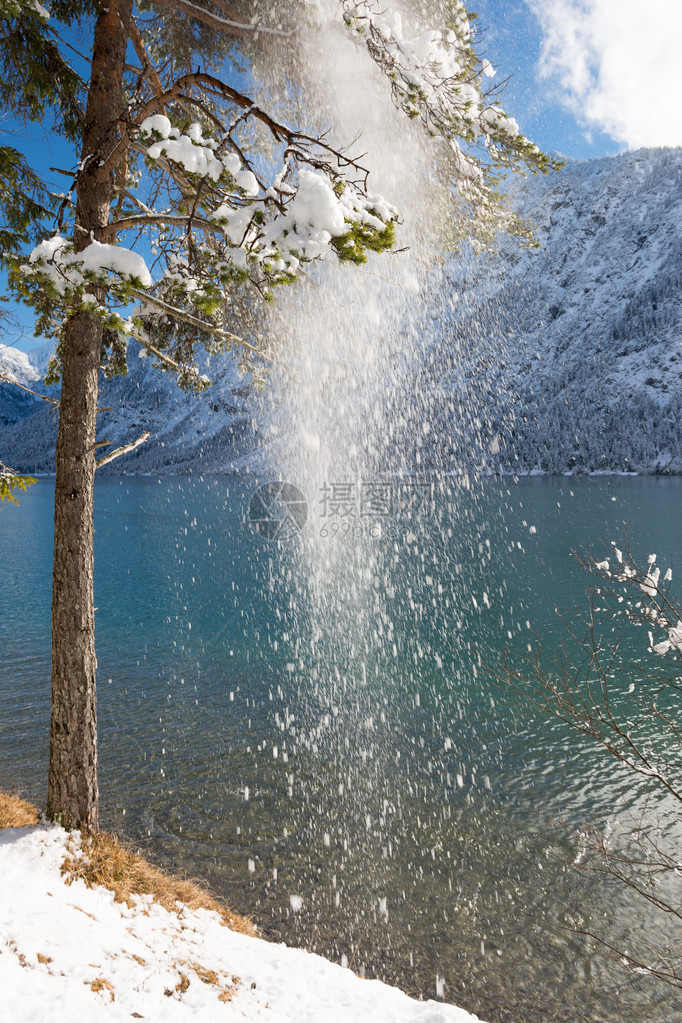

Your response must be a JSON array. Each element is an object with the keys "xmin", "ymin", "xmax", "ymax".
[{"xmin": 47, "ymin": 0, "xmax": 132, "ymax": 829}]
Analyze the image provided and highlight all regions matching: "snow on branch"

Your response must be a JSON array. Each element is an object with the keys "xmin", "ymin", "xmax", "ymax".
[
  {"xmin": 24, "ymin": 235, "xmax": 152, "ymax": 295},
  {"xmin": 0, "ymin": 0, "xmax": 49, "ymax": 21},
  {"xmin": 578, "ymin": 543, "xmax": 682, "ymax": 660},
  {"xmin": 13, "ymin": 70, "xmax": 398, "ymax": 392},
  {"xmin": 341, "ymin": 0, "xmax": 561, "ymax": 243}
]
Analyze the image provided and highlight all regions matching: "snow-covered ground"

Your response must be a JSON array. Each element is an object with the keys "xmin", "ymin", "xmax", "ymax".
[{"xmin": 0, "ymin": 823, "xmax": 483, "ymax": 1023}]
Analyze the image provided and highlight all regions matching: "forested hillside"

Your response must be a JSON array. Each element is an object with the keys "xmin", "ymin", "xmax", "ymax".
[
  {"xmin": 2, "ymin": 146, "xmax": 680, "ymax": 476},
  {"xmin": 410, "ymin": 146, "xmax": 682, "ymax": 474}
]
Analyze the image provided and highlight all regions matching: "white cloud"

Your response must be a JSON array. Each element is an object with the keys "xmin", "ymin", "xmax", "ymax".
[{"xmin": 527, "ymin": 0, "xmax": 682, "ymax": 148}]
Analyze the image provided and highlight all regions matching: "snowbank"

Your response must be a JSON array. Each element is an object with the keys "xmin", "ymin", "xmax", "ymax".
[{"xmin": 0, "ymin": 824, "xmax": 484, "ymax": 1023}]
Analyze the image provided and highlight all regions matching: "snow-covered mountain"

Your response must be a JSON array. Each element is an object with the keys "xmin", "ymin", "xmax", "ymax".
[
  {"xmin": 0, "ymin": 341, "xmax": 264, "ymax": 475},
  {"xmin": 0, "ymin": 344, "xmax": 44, "ymax": 429},
  {"xmin": 407, "ymin": 146, "xmax": 682, "ymax": 474},
  {"xmin": 1, "ymin": 146, "xmax": 681, "ymax": 475}
]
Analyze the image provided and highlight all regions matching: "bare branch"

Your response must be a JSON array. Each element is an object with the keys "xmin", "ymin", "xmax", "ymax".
[
  {"xmin": 120, "ymin": 190, "xmax": 156, "ymax": 215},
  {"xmin": 0, "ymin": 371, "xmax": 60, "ymax": 407},
  {"xmin": 110, "ymin": 212, "xmax": 220, "ymax": 235},
  {"xmin": 149, "ymin": 0, "xmax": 294, "ymax": 38},
  {"xmin": 572, "ymin": 923, "xmax": 682, "ymax": 989},
  {"xmin": 129, "ymin": 18, "xmax": 165, "ymax": 109},
  {"xmin": 95, "ymin": 432, "xmax": 150, "ymax": 468},
  {"xmin": 488, "ymin": 539, "xmax": 682, "ymax": 990},
  {"xmin": 127, "ymin": 329, "xmax": 181, "ymax": 371},
  {"xmin": 129, "ymin": 289, "xmax": 290, "ymax": 373}
]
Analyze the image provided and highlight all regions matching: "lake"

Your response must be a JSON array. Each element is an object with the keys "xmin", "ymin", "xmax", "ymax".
[{"xmin": 1, "ymin": 475, "xmax": 681, "ymax": 1022}]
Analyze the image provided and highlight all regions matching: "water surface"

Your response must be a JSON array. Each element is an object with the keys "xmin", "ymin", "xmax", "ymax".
[{"xmin": 1, "ymin": 475, "xmax": 681, "ymax": 1023}]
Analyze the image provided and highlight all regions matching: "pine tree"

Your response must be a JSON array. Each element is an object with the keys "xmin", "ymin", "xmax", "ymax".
[
  {"xmin": 0, "ymin": 0, "xmax": 88, "ymax": 249},
  {"xmin": 2, "ymin": 0, "xmax": 559, "ymax": 828}
]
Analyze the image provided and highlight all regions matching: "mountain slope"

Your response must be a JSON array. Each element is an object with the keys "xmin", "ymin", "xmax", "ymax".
[
  {"xmin": 1, "ymin": 146, "xmax": 681, "ymax": 476},
  {"xmin": 408, "ymin": 146, "xmax": 682, "ymax": 474},
  {"xmin": 0, "ymin": 342, "xmax": 265, "ymax": 475}
]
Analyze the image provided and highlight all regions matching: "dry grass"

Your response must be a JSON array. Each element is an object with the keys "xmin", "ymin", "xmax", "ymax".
[
  {"xmin": 192, "ymin": 963, "xmax": 221, "ymax": 985},
  {"xmin": 62, "ymin": 828, "xmax": 256, "ymax": 936},
  {"xmin": 165, "ymin": 961, "xmax": 237, "ymax": 1002},
  {"xmin": 0, "ymin": 789, "xmax": 39, "ymax": 828},
  {"xmin": 88, "ymin": 977, "xmax": 115, "ymax": 1002},
  {"xmin": 0, "ymin": 787, "xmax": 255, "ymax": 937},
  {"xmin": 175, "ymin": 972, "xmax": 190, "ymax": 993},
  {"xmin": 7, "ymin": 941, "xmax": 28, "ymax": 967}
]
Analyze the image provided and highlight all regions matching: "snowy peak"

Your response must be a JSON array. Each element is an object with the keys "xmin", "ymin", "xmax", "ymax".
[
  {"xmin": 0, "ymin": 344, "xmax": 42, "ymax": 386},
  {"xmin": 0, "ymin": 344, "xmax": 44, "ymax": 428}
]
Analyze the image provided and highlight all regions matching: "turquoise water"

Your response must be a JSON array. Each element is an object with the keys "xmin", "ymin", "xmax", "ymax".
[{"xmin": 1, "ymin": 476, "xmax": 681, "ymax": 1022}]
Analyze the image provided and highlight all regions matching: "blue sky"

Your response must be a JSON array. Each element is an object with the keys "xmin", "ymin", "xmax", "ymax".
[
  {"xmin": 3, "ymin": 0, "xmax": 681, "ymax": 351},
  {"xmin": 477, "ymin": 0, "xmax": 682, "ymax": 159},
  {"xmin": 472, "ymin": 0, "xmax": 618, "ymax": 160}
]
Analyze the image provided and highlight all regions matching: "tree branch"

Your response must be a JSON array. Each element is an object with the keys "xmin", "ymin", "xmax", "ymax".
[
  {"xmin": 128, "ymin": 328, "xmax": 181, "ymax": 371},
  {"xmin": 149, "ymin": 0, "xmax": 293, "ymax": 38},
  {"xmin": 110, "ymin": 212, "xmax": 220, "ymax": 235},
  {"xmin": 95, "ymin": 432, "xmax": 150, "ymax": 468},
  {"xmin": 134, "ymin": 70, "xmax": 369, "ymax": 178},
  {"xmin": 129, "ymin": 18, "xmax": 165, "ymax": 109},
  {"xmin": 129, "ymin": 289, "xmax": 291, "ymax": 375},
  {"xmin": 0, "ymin": 371, "xmax": 60, "ymax": 407}
]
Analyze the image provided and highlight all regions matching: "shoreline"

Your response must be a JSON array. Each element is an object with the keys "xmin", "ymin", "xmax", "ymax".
[
  {"xmin": 0, "ymin": 789, "xmax": 484, "ymax": 1023},
  {"xmin": 12, "ymin": 466, "xmax": 682, "ymax": 480}
]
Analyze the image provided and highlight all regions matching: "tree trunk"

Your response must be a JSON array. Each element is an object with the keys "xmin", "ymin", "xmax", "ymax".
[{"xmin": 46, "ymin": 0, "xmax": 132, "ymax": 829}]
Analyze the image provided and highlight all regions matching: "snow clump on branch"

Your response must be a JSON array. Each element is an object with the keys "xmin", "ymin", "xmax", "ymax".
[
  {"xmin": 16, "ymin": 106, "xmax": 397, "ymax": 393},
  {"xmin": 26, "ymin": 235, "xmax": 152, "ymax": 293},
  {"xmin": 589, "ymin": 543, "xmax": 682, "ymax": 659},
  {"xmin": 139, "ymin": 116, "xmax": 259, "ymax": 195},
  {"xmin": 340, "ymin": 0, "xmax": 560, "ymax": 247}
]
